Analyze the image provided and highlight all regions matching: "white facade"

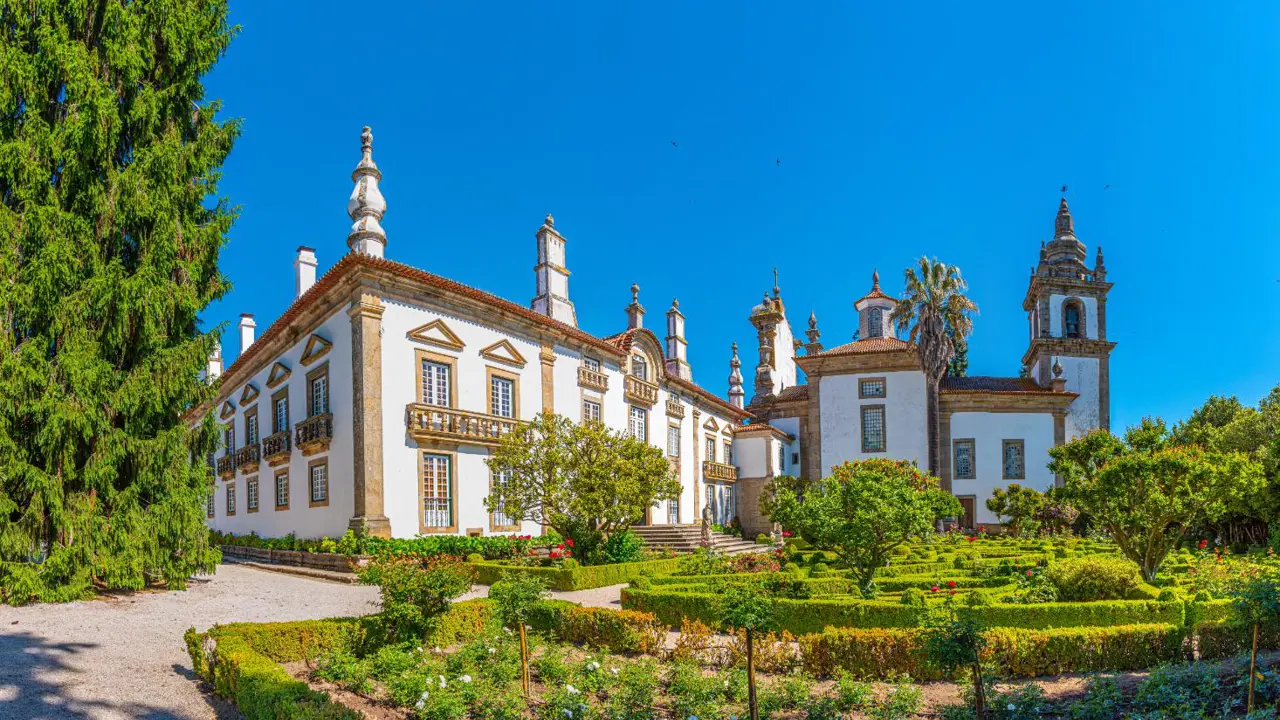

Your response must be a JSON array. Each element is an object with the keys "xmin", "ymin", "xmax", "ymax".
[
  {"xmin": 947, "ymin": 411, "xmax": 1057, "ymax": 525},
  {"xmin": 817, "ymin": 370, "xmax": 929, "ymax": 472}
]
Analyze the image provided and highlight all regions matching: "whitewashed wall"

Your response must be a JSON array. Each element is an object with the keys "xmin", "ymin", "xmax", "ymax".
[
  {"xmin": 770, "ymin": 416, "xmax": 802, "ymax": 476},
  {"xmin": 1060, "ymin": 356, "xmax": 1101, "ymax": 439},
  {"xmin": 947, "ymin": 411, "xmax": 1056, "ymax": 525},
  {"xmin": 818, "ymin": 370, "xmax": 927, "ymax": 471},
  {"xmin": 208, "ymin": 307, "xmax": 354, "ymax": 539},
  {"xmin": 1047, "ymin": 294, "xmax": 1099, "ymax": 340}
]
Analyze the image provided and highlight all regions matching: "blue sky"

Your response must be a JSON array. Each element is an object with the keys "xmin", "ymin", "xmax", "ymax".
[{"xmin": 204, "ymin": 2, "xmax": 1280, "ymax": 430}]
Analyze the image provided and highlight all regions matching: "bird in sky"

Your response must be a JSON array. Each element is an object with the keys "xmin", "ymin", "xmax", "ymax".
[
  {"xmin": 775, "ymin": 158, "xmax": 780, "ymax": 166},
  {"xmin": 670, "ymin": 141, "xmax": 678, "ymax": 148},
  {"xmin": 1061, "ymin": 184, "xmax": 1068, "ymax": 193},
  {"xmin": 1104, "ymin": 184, "xmax": 1111, "ymax": 190}
]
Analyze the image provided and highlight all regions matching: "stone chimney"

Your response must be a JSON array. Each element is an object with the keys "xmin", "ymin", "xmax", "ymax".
[
  {"xmin": 530, "ymin": 213, "xmax": 577, "ymax": 325},
  {"xmin": 239, "ymin": 314, "xmax": 256, "ymax": 356},
  {"xmin": 205, "ymin": 342, "xmax": 223, "ymax": 382},
  {"xmin": 664, "ymin": 299, "xmax": 691, "ymax": 380},
  {"xmin": 295, "ymin": 246, "xmax": 317, "ymax": 298},
  {"xmin": 625, "ymin": 284, "xmax": 645, "ymax": 330}
]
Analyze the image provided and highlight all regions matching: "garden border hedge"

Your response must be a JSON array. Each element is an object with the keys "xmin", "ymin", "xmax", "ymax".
[{"xmin": 468, "ymin": 558, "xmax": 681, "ymax": 590}]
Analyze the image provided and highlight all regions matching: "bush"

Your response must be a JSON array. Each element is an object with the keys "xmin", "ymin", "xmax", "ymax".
[
  {"xmin": 965, "ymin": 590, "xmax": 995, "ymax": 608},
  {"xmin": 1045, "ymin": 557, "xmax": 1140, "ymax": 601},
  {"xmin": 599, "ymin": 530, "xmax": 646, "ymax": 564},
  {"xmin": 900, "ymin": 588, "xmax": 927, "ymax": 608},
  {"xmin": 466, "ymin": 553, "xmax": 485, "ymax": 563},
  {"xmin": 470, "ymin": 558, "xmax": 681, "ymax": 591},
  {"xmin": 555, "ymin": 607, "xmax": 664, "ymax": 655},
  {"xmin": 356, "ymin": 555, "xmax": 475, "ymax": 643}
]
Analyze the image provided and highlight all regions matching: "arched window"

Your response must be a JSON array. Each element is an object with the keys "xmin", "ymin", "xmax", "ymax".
[
  {"xmin": 631, "ymin": 354, "xmax": 648, "ymax": 381},
  {"xmin": 1063, "ymin": 300, "xmax": 1084, "ymax": 339},
  {"xmin": 867, "ymin": 307, "xmax": 884, "ymax": 338}
]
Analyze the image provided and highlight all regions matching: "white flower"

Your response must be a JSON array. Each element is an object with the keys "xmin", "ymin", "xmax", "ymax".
[
  {"xmin": 724, "ymin": 680, "xmax": 730, "ymax": 688},
  {"xmin": 415, "ymin": 646, "xmax": 423, "ymax": 653},
  {"xmin": 439, "ymin": 675, "xmax": 448, "ymax": 688},
  {"xmin": 562, "ymin": 710, "xmax": 573, "ymax": 718},
  {"xmin": 1008, "ymin": 704, "xmax": 1017, "ymax": 712},
  {"xmin": 416, "ymin": 699, "xmax": 426, "ymax": 710},
  {"xmin": 460, "ymin": 674, "xmax": 473, "ymax": 684},
  {"xmin": 434, "ymin": 646, "xmax": 442, "ymax": 653},
  {"xmin": 587, "ymin": 661, "xmax": 600, "ymax": 671},
  {"xmin": 488, "ymin": 647, "xmax": 497, "ymax": 654},
  {"xmin": 610, "ymin": 667, "xmax": 619, "ymax": 676},
  {"xmin": 566, "ymin": 684, "xmax": 580, "ymax": 695}
]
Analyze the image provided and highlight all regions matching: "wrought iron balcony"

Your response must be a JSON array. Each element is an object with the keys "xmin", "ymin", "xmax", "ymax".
[
  {"xmin": 406, "ymin": 404, "xmax": 520, "ymax": 447},
  {"xmin": 216, "ymin": 454, "xmax": 236, "ymax": 479},
  {"xmin": 295, "ymin": 413, "xmax": 333, "ymax": 456},
  {"xmin": 577, "ymin": 366, "xmax": 609, "ymax": 393},
  {"xmin": 702, "ymin": 460, "xmax": 738, "ymax": 483},
  {"xmin": 235, "ymin": 443, "xmax": 261, "ymax": 474},
  {"xmin": 623, "ymin": 375, "xmax": 659, "ymax": 406},
  {"xmin": 262, "ymin": 430, "xmax": 291, "ymax": 466}
]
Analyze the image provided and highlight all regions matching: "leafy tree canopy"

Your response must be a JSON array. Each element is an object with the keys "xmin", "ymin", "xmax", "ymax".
[
  {"xmin": 765, "ymin": 459, "xmax": 960, "ymax": 594},
  {"xmin": 1050, "ymin": 419, "xmax": 1266, "ymax": 581},
  {"xmin": 985, "ymin": 483, "xmax": 1044, "ymax": 537},
  {"xmin": 0, "ymin": 0, "xmax": 237, "ymax": 603},
  {"xmin": 486, "ymin": 413, "xmax": 678, "ymax": 564}
]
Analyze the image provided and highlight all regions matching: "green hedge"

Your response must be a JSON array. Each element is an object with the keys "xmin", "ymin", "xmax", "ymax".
[
  {"xmin": 968, "ymin": 600, "xmax": 1185, "ymax": 629},
  {"xmin": 650, "ymin": 573, "xmax": 857, "ymax": 596},
  {"xmin": 798, "ymin": 623, "xmax": 1188, "ymax": 680},
  {"xmin": 469, "ymin": 558, "xmax": 681, "ymax": 590},
  {"xmin": 1196, "ymin": 620, "xmax": 1280, "ymax": 659}
]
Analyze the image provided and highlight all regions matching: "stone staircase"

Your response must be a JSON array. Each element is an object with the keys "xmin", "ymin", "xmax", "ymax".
[{"xmin": 631, "ymin": 525, "xmax": 767, "ymax": 556}]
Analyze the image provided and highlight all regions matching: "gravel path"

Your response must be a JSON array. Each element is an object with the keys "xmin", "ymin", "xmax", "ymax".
[
  {"xmin": 0, "ymin": 563, "xmax": 628, "ymax": 720},
  {"xmin": 0, "ymin": 562, "xmax": 380, "ymax": 720}
]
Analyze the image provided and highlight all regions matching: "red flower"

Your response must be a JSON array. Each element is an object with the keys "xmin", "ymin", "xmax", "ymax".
[
  {"xmin": 782, "ymin": 531, "xmax": 793, "ymax": 538},
  {"xmin": 565, "ymin": 538, "xmax": 575, "ymax": 548},
  {"xmin": 549, "ymin": 551, "xmax": 561, "ymax": 559},
  {"xmin": 1197, "ymin": 539, "xmax": 1208, "ymax": 549},
  {"xmin": 966, "ymin": 537, "xmax": 976, "ymax": 543},
  {"xmin": 557, "ymin": 544, "xmax": 565, "ymax": 550},
  {"xmin": 949, "ymin": 590, "xmax": 957, "ymax": 596},
  {"xmin": 947, "ymin": 581, "xmax": 957, "ymax": 588},
  {"xmin": 930, "ymin": 585, "xmax": 939, "ymax": 592},
  {"xmin": 1026, "ymin": 570, "xmax": 1034, "ymax": 577}
]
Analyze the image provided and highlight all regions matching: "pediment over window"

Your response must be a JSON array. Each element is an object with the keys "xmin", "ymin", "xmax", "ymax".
[
  {"xmin": 406, "ymin": 319, "xmax": 465, "ymax": 352},
  {"xmin": 300, "ymin": 334, "xmax": 332, "ymax": 366},
  {"xmin": 703, "ymin": 417, "xmax": 720, "ymax": 431},
  {"xmin": 239, "ymin": 384, "xmax": 260, "ymax": 406},
  {"xmin": 219, "ymin": 400, "xmax": 236, "ymax": 420},
  {"xmin": 479, "ymin": 339, "xmax": 528, "ymax": 369},
  {"xmin": 721, "ymin": 425, "xmax": 734, "ymax": 437},
  {"xmin": 266, "ymin": 362, "xmax": 291, "ymax": 388}
]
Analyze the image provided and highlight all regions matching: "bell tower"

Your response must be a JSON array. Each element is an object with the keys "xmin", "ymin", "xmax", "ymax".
[{"xmin": 1022, "ymin": 198, "xmax": 1115, "ymax": 436}]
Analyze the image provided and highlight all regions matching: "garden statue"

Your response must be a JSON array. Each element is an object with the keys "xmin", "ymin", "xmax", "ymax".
[
  {"xmin": 771, "ymin": 521, "xmax": 783, "ymax": 546},
  {"xmin": 700, "ymin": 505, "xmax": 713, "ymax": 548}
]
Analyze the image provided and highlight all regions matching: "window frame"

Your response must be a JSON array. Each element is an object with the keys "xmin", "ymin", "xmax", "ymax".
[
  {"xmin": 866, "ymin": 307, "xmax": 884, "ymax": 338},
  {"xmin": 704, "ymin": 435, "xmax": 716, "ymax": 463},
  {"xmin": 305, "ymin": 362, "xmax": 330, "ymax": 417},
  {"xmin": 206, "ymin": 490, "xmax": 215, "ymax": 518},
  {"xmin": 858, "ymin": 376, "xmax": 887, "ymax": 399},
  {"xmin": 274, "ymin": 469, "xmax": 290, "ymax": 510},
  {"xmin": 582, "ymin": 397, "xmax": 602, "ymax": 423},
  {"xmin": 1062, "ymin": 298, "xmax": 1086, "ymax": 339},
  {"xmin": 1002, "ymin": 439, "xmax": 1026, "ymax": 480},
  {"xmin": 419, "ymin": 450, "xmax": 457, "ymax": 534},
  {"xmin": 583, "ymin": 356, "xmax": 601, "ymax": 372},
  {"xmin": 860, "ymin": 404, "xmax": 887, "ymax": 453},
  {"xmin": 225, "ymin": 482, "xmax": 236, "ymax": 516},
  {"xmin": 723, "ymin": 440, "xmax": 733, "ymax": 466},
  {"xmin": 271, "ymin": 388, "xmax": 289, "ymax": 435},
  {"xmin": 489, "ymin": 465, "xmax": 518, "ymax": 532},
  {"xmin": 667, "ymin": 423, "xmax": 681, "ymax": 457},
  {"xmin": 415, "ymin": 349, "xmax": 457, "ymax": 408},
  {"xmin": 953, "ymin": 438, "xmax": 977, "ymax": 480},
  {"xmin": 244, "ymin": 405, "xmax": 259, "ymax": 445},
  {"xmin": 486, "ymin": 366, "xmax": 520, "ymax": 419},
  {"xmin": 308, "ymin": 458, "xmax": 329, "ymax": 507},
  {"xmin": 629, "ymin": 405, "xmax": 648, "ymax": 442},
  {"xmin": 246, "ymin": 475, "xmax": 260, "ymax": 513},
  {"xmin": 224, "ymin": 420, "xmax": 236, "ymax": 454},
  {"xmin": 631, "ymin": 354, "xmax": 648, "ymax": 381}
]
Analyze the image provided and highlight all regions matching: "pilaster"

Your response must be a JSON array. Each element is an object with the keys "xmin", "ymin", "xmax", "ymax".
[
  {"xmin": 540, "ymin": 342, "xmax": 556, "ymax": 413},
  {"xmin": 691, "ymin": 409, "xmax": 701, "ymax": 518},
  {"xmin": 937, "ymin": 410, "xmax": 953, "ymax": 492},
  {"xmin": 348, "ymin": 290, "xmax": 391, "ymax": 537}
]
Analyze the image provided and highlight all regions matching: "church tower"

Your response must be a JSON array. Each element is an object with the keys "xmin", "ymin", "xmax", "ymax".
[
  {"xmin": 747, "ymin": 270, "xmax": 798, "ymax": 406},
  {"xmin": 1021, "ymin": 198, "xmax": 1115, "ymax": 437}
]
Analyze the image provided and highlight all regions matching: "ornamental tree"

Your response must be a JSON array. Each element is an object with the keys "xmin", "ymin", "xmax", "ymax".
[
  {"xmin": 765, "ymin": 459, "xmax": 960, "ymax": 594},
  {"xmin": 1050, "ymin": 419, "xmax": 1266, "ymax": 582},
  {"xmin": 985, "ymin": 483, "xmax": 1045, "ymax": 537},
  {"xmin": 486, "ymin": 413, "xmax": 678, "ymax": 565},
  {"xmin": 0, "ymin": 0, "xmax": 236, "ymax": 603}
]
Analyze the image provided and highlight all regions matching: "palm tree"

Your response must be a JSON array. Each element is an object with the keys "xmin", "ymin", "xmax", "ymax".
[{"xmin": 889, "ymin": 257, "xmax": 978, "ymax": 490}]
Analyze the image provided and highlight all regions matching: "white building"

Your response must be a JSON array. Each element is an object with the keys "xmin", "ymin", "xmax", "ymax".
[{"xmin": 201, "ymin": 128, "xmax": 1112, "ymax": 538}]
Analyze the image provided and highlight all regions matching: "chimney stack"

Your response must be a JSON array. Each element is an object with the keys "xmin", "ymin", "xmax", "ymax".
[
  {"xmin": 295, "ymin": 246, "xmax": 317, "ymax": 298},
  {"xmin": 205, "ymin": 342, "xmax": 223, "ymax": 382},
  {"xmin": 239, "ymin": 314, "xmax": 256, "ymax": 356},
  {"xmin": 625, "ymin": 284, "xmax": 645, "ymax": 330},
  {"xmin": 530, "ymin": 213, "xmax": 577, "ymax": 326},
  {"xmin": 664, "ymin": 298, "xmax": 690, "ymax": 380}
]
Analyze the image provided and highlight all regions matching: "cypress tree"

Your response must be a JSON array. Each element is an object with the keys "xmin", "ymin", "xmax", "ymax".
[{"xmin": 0, "ymin": 0, "xmax": 237, "ymax": 602}]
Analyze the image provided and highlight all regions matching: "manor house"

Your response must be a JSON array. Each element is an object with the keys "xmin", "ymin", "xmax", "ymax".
[{"xmin": 199, "ymin": 128, "xmax": 1113, "ymax": 539}]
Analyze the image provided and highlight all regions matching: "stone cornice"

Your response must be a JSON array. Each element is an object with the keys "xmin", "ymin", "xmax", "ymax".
[
  {"xmin": 1022, "ymin": 276, "xmax": 1113, "ymax": 310},
  {"xmin": 796, "ymin": 348, "xmax": 920, "ymax": 376},
  {"xmin": 1021, "ymin": 337, "xmax": 1117, "ymax": 367},
  {"xmin": 940, "ymin": 390, "xmax": 1077, "ymax": 415}
]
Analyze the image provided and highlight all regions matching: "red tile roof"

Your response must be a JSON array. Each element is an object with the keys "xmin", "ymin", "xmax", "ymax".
[
  {"xmin": 940, "ymin": 376, "xmax": 1057, "ymax": 395},
  {"xmin": 775, "ymin": 385, "xmax": 810, "ymax": 402},
  {"xmin": 807, "ymin": 336, "xmax": 914, "ymax": 358}
]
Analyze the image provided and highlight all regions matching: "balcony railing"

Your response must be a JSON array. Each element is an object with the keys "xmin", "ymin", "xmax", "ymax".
[
  {"xmin": 577, "ymin": 366, "xmax": 609, "ymax": 393},
  {"xmin": 623, "ymin": 375, "xmax": 659, "ymax": 406},
  {"xmin": 262, "ymin": 430, "xmax": 291, "ymax": 466},
  {"xmin": 665, "ymin": 398, "xmax": 686, "ymax": 418},
  {"xmin": 216, "ymin": 454, "xmax": 236, "ymax": 479},
  {"xmin": 235, "ymin": 443, "xmax": 261, "ymax": 473},
  {"xmin": 406, "ymin": 404, "xmax": 521, "ymax": 447},
  {"xmin": 295, "ymin": 413, "xmax": 333, "ymax": 456},
  {"xmin": 702, "ymin": 460, "xmax": 738, "ymax": 483}
]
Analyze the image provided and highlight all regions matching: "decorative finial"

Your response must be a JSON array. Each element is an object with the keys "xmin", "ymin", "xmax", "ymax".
[
  {"xmin": 630, "ymin": 284, "xmax": 640, "ymax": 303},
  {"xmin": 808, "ymin": 310, "xmax": 817, "ymax": 330},
  {"xmin": 872, "ymin": 268, "xmax": 880, "ymax": 291},
  {"xmin": 1052, "ymin": 357, "xmax": 1063, "ymax": 378},
  {"xmin": 347, "ymin": 125, "xmax": 387, "ymax": 256},
  {"xmin": 545, "ymin": 212, "xmax": 555, "ymax": 227},
  {"xmin": 772, "ymin": 267, "xmax": 780, "ymax": 298},
  {"xmin": 1055, "ymin": 197, "xmax": 1074, "ymax": 237},
  {"xmin": 731, "ymin": 342, "xmax": 740, "ymax": 362}
]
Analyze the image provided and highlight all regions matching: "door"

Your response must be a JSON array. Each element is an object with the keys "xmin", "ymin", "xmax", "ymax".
[{"xmin": 958, "ymin": 496, "xmax": 976, "ymax": 531}]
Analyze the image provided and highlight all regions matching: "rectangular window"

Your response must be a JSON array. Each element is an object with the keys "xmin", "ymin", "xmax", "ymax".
[
  {"xmin": 309, "ymin": 462, "xmax": 328, "ymax": 506},
  {"xmin": 206, "ymin": 492, "xmax": 215, "ymax": 518},
  {"xmin": 704, "ymin": 436, "xmax": 716, "ymax": 462},
  {"xmin": 629, "ymin": 406, "xmax": 648, "ymax": 442},
  {"xmin": 247, "ymin": 476, "xmax": 259, "ymax": 512},
  {"xmin": 421, "ymin": 360, "xmax": 450, "ymax": 407},
  {"xmin": 491, "ymin": 470, "xmax": 515, "ymax": 529},
  {"xmin": 582, "ymin": 399, "xmax": 601, "ymax": 423},
  {"xmin": 954, "ymin": 439, "xmax": 976, "ymax": 480},
  {"xmin": 859, "ymin": 378, "xmax": 887, "ymax": 399},
  {"xmin": 1003, "ymin": 440, "xmax": 1025, "ymax": 480},
  {"xmin": 275, "ymin": 471, "xmax": 289, "ymax": 509},
  {"xmin": 422, "ymin": 453, "xmax": 453, "ymax": 529},
  {"xmin": 246, "ymin": 413, "xmax": 259, "ymax": 445},
  {"xmin": 309, "ymin": 371, "xmax": 329, "ymax": 416},
  {"xmin": 778, "ymin": 443, "xmax": 786, "ymax": 473},
  {"xmin": 667, "ymin": 425, "xmax": 681, "ymax": 457},
  {"xmin": 490, "ymin": 376, "xmax": 514, "ymax": 418},
  {"xmin": 583, "ymin": 356, "xmax": 600, "ymax": 372},
  {"xmin": 668, "ymin": 497, "xmax": 679, "ymax": 525},
  {"xmin": 724, "ymin": 441, "xmax": 733, "ymax": 465},
  {"xmin": 631, "ymin": 355, "xmax": 647, "ymax": 381},
  {"xmin": 224, "ymin": 422, "xmax": 235, "ymax": 453},
  {"xmin": 274, "ymin": 396, "xmax": 289, "ymax": 434},
  {"xmin": 226, "ymin": 484, "xmax": 236, "ymax": 516},
  {"xmin": 861, "ymin": 405, "xmax": 886, "ymax": 453}
]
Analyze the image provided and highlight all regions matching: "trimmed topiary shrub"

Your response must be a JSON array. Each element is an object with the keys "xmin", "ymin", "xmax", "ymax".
[{"xmin": 1045, "ymin": 556, "xmax": 1140, "ymax": 601}]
